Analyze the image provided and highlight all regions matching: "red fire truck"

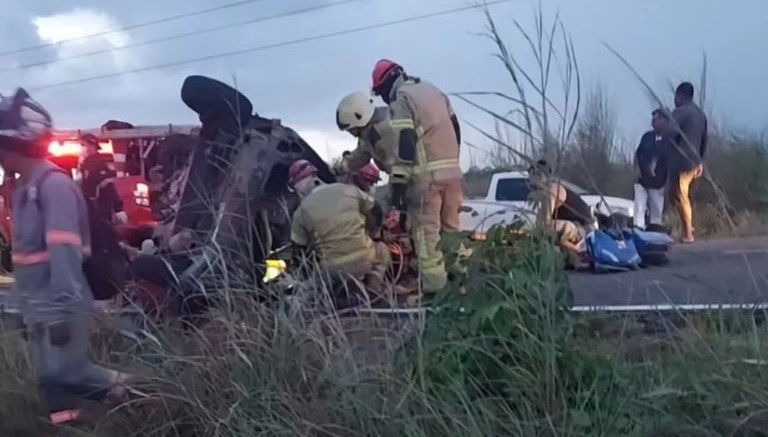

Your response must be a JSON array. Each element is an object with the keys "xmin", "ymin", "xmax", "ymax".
[{"xmin": 0, "ymin": 123, "xmax": 199, "ymax": 270}]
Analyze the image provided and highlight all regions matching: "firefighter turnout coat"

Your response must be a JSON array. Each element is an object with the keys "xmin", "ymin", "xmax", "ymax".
[
  {"xmin": 385, "ymin": 75, "xmax": 464, "ymax": 292},
  {"xmin": 290, "ymin": 182, "xmax": 387, "ymax": 277},
  {"xmin": 345, "ymin": 107, "xmax": 398, "ymax": 175}
]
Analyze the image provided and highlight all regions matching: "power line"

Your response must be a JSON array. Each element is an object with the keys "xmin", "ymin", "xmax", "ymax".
[
  {"xmin": 30, "ymin": 0, "xmax": 511, "ymax": 92},
  {"xmin": 1, "ymin": 0, "xmax": 359, "ymax": 73},
  {"xmin": 0, "ymin": 0, "xmax": 271, "ymax": 58}
]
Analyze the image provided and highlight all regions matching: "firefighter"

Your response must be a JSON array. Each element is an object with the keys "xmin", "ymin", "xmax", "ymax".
[
  {"xmin": 348, "ymin": 162, "xmax": 385, "ymax": 236},
  {"xmin": 288, "ymin": 159, "xmax": 389, "ymax": 301},
  {"xmin": 369, "ymin": 59, "xmax": 464, "ymax": 294},
  {"xmin": 79, "ymin": 133, "xmax": 112, "ymax": 198},
  {"xmin": 0, "ymin": 88, "xmax": 129, "ymax": 423},
  {"xmin": 350, "ymin": 162, "xmax": 381, "ymax": 194},
  {"xmin": 79, "ymin": 134, "xmax": 127, "ymax": 225},
  {"xmin": 336, "ymin": 92, "xmax": 397, "ymax": 176}
]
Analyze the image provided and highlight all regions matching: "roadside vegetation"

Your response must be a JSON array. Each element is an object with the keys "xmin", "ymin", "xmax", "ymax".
[
  {"xmin": 2, "ymin": 229, "xmax": 768, "ymax": 436},
  {"xmin": 0, "ymin": 6, "xmax": 766, "ymax": 437}
]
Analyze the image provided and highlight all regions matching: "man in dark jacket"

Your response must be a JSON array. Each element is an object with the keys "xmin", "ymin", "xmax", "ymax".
[
  {"xmin": 79, "ymin": 134, "xmax": 113, "ymax": 199},
  {"xmin": 79, "ymin": 134, "xmax": 127, "ymax": 225},
  {"xmin": 669, "ymin": 82, "xmax": 708, "ymax": 243},
  {"xmin": 634, "ymin": 109, "xmax": 672, "ymax": 229}
]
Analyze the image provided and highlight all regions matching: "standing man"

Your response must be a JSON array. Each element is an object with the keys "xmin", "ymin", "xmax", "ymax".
[
  {"xmin": 633, "ymin": 109, "xmax": 671, "ymax": 230},
  {"xmin": 79, "ymin": 134, "xmax": 127, "ymax": 225},
  {"xmin": 669, "ymin": 82, "xmax": 708, "ymax": 243},
  {"xmin": 0, "ymin": 89, "xmax": 128, "ymax": 423},
  {"xmin": 369, "ymin": 59, "xmax": 463, "ymax": 294},
  {"xmin": 79, "ymin": 134, "xmax": 113, "ymax": 200}
]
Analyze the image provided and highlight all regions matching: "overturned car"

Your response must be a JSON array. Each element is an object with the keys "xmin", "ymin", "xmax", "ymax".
[{"xmin": 125, "ymin": 75, "xmax": 337, "ymax": 318}]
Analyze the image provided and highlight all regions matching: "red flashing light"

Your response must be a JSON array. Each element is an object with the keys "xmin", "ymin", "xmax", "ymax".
[
  {"xmin": 47, "ymin": 139, "xmax": 114, "ymax": 157},
  {"xmin": 48, "ymin": 140, "xmax": 82, "ymax": 157}
]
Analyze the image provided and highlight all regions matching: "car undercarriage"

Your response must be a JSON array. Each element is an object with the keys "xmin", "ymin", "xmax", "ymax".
[{"xmin": 127, "ymin": 75, "xmax": 340, "ymax": 318}]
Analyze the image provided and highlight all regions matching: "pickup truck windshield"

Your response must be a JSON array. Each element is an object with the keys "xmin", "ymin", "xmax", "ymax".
[{"xmin": 495, "ymin": 178, "xmax": 531, "ymax": 201}]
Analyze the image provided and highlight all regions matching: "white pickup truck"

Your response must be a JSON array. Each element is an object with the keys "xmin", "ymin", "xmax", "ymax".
[{"xmin": 460, "ymin": 171, "xmax": 634, "ymax": 238}]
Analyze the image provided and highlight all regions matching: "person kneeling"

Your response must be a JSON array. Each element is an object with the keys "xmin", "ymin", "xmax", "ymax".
[{"xmin": 288, "ymin": 159, "xmax": 390, "ymax": 307}]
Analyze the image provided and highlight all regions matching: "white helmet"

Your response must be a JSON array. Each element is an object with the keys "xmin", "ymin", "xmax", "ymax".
[{"xmin": 336, "ymin": 92, "xmax": 375, "ymax": 132}]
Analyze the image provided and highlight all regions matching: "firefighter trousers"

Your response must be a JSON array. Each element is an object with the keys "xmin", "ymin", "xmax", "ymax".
[{"xmin": 407, "ymin": 178, "xmax": 464, "ymax": 293}]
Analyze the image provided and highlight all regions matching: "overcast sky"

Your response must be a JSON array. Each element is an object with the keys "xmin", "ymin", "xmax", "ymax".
[{"xmin": 1, "ymin": 0, "xmax": 766, "ymax": 168}]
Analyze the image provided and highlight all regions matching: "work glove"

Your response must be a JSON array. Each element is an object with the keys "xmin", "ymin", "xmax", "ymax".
[
  {"xmin": 48, "ymin": 321, "xmax": 71, "ymax": 347},
  {"xmin": 390, "ymin": 183, "xmax": 407, "ymax": 211}
]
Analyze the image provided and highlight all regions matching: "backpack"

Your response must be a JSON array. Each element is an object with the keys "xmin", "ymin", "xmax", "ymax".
[
  {"xmin": 623, "ymin": 228, "xmax": 673, "ymax": 266},
  {"xmin": 586, "ymin": 229, "xmax": 641, "ymax": 273},
  {"xmin": 36, "ymin": 168, "xmax": 128, "ymax": 301}
]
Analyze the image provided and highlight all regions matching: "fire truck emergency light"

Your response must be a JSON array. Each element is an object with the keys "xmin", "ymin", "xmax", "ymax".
[
  {"xmin": 48, "ymin": 140, "xmax": 82, "ymax": 157},
  {"xmin": 47, "ymin": 139, "xmax": 114, "ymax": 157}
]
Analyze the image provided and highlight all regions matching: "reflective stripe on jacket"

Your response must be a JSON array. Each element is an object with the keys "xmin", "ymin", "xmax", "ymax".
[
  {"xmin": 290, "ymin": 183, "xmax": 377, "ymax": 270},
  {"xmin": 387, "ymin": 76, "xmax": 462, "ymax": 187},
  {"xmin": 11, "ymin": 162, "xmax": 93, "ymax": 324}
]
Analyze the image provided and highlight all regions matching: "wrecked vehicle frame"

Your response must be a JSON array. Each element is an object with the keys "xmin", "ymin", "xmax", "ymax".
[{"xmin": 129, "ymin": 75, "xmax": 336, "ymax": 317}]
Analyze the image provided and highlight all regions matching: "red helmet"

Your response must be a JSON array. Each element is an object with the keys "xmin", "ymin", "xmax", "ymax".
[
  {"xmin": 371, "ymin": 59, "xmax": 403, "ymax": 95},
  {"xmin": 356, "ymin": 162, "xmax": 381, "ymax": 183},
  {"xmin": 288, "ymin": 159, "xmax": 318, "ymax": 187}
]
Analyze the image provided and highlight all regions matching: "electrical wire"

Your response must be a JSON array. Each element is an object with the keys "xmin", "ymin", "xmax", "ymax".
[
  {"xmin": 0, "ymin": 0, "xmax": 359, "ymax": 73},
  {"xmin": 0, "ymin": 0, "xmax": 272, "ymax": 58},
  {"xmin": 29, "ymin": 0, "xmax": 512, "ymax": 92}
]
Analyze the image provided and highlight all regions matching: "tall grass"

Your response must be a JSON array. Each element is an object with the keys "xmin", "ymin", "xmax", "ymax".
[{"xmin": 2, "ymin": 230, "xmax": 768, "ymax": 436}]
